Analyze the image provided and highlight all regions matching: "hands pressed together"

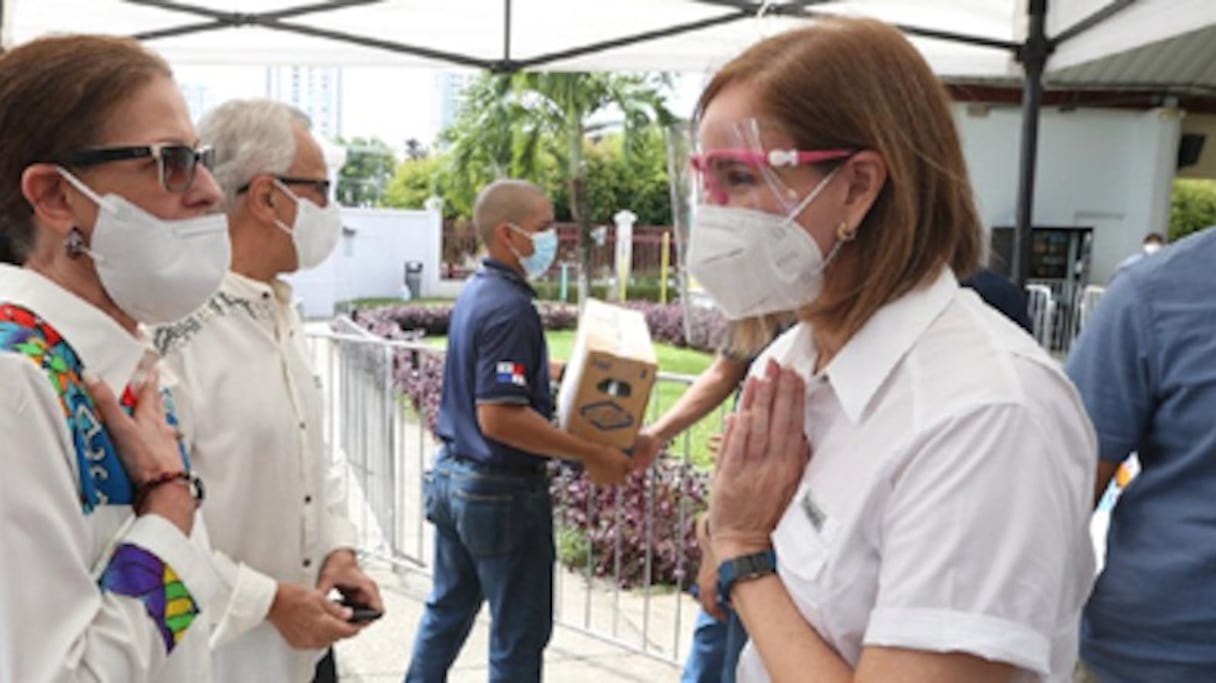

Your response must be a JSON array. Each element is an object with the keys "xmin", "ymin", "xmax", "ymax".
[{"xmin": 701, "ymin": 360, "xmax": 810, "ymax": 617}]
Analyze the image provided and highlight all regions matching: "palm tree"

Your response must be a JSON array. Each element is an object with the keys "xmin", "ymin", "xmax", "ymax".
[{"xmin": 442, "ymin": 71, "xmax": 675, "ymax": 304}]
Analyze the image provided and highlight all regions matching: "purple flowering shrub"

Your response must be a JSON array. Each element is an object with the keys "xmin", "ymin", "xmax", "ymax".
[
  {"xmin": 355, "ymin": 301, "xmax": 725, "ymax": 351},
  {"xmin": 345, "ymin": 308, "xmax": 445, "ymax": 433},
  {"xmin": 353, "ymin": 304, "xmax": 456, "ymax": 337},
  {"xmin": 550, "ymin": 459, "xmax": 710, "ymax": 589}
]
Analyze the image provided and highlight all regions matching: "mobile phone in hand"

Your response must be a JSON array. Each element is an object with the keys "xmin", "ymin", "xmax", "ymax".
[
  {"xmin": 347, "ymin": 604, "xmax": 383, "ymax": 624},
  {"xmin": 336, "ymin": 595, "xmax": 382, "ymax": 624}
]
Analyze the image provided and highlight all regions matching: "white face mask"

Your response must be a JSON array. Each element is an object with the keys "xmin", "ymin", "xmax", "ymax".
[
  {"xmin": 58, "ymin": 168, "xmax": 231, "ymax": 324},
  {"xmin": 273, "ymin": 180, "xmax": 342, "ymax": 270},
  {"xmin": 688, "ymin": 169, "xmax": 843, "ymax": 320}
]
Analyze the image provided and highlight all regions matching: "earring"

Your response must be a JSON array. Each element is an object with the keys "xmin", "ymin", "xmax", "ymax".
[
  {"xmin": 65, "ymin": 227, "xmax": 87, "ymax": 258},
  {"xmin": 836, "ymin": 220, "xmax": 857, "ymax": 242}
]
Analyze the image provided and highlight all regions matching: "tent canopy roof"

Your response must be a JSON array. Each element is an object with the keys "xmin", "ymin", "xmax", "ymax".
[{"xmin": 2, "ymin": 1, "xmax": 1212, "ymax": 92}]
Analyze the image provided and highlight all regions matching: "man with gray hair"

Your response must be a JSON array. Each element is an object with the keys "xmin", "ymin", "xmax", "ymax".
[{"xmin": 154, "ymin": 98, "xmax": 381, "ymax": 682}]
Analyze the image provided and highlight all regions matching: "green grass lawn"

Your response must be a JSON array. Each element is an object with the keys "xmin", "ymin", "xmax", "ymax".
[{"xmin": 428, "ymin": 329, "xmax": 722, "ymax": 468}]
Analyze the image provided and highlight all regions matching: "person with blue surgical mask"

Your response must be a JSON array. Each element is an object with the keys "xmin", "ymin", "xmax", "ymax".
[{"xmin": 404, "ymin": 179, "xmax": 655, "ymax": 683}]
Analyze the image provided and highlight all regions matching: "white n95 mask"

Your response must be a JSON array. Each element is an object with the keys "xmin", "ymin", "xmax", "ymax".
[
  {"xmin": 58, "ymin": 168, "xmax": 231, "ymax": 324},
  {"xmin": 688, "ymin": 168, "xmax": 844, "ymax": 320},
  {"xmin": 273, "ymin": 180, "xmax": 342, "ymax": 270}
]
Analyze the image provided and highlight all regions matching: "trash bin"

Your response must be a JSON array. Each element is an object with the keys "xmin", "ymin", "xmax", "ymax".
[{"xmin": 404, "ymin": 261, "xmax": 424, "ymax": 300}]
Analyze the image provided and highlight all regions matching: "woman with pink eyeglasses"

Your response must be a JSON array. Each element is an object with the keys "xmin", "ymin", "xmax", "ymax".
[{"xmin": 685, "ymin": 18, "xmax": 1097, "ymax": 683}]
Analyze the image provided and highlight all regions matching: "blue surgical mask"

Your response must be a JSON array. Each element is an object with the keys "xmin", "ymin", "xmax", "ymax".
[{"xmin": 508, "ymin": 224, "xmax": 558, "ymax": 279}]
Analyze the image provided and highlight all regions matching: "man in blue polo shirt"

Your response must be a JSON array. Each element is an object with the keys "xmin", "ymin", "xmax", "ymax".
[
  {"xmin": 1066, "ymin": 225, "xmax": 1216, "ymax": 681},
  {"xmin": 405, "ymin": 179, "xmax": 647, "ymax": 683}
]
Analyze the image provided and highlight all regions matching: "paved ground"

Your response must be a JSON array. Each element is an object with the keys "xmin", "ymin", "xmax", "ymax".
[
  {"xmin": 307, "ymin": 322, "xmax": 696, "ymax": 682},
  {"xmin": 334, "ymin": 561, "xmax": 688, "ymax": 682}
]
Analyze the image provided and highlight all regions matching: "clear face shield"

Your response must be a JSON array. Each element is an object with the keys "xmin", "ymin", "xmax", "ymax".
[
  {"xmin": 669, "ymin": 117, "xmax": 856, "ymax": 320},
  {"xmin": 669, "ymin": 118, "xmax": 855, "ymax": 276},
  {"xmin": 690, "ymin": 118, "xmax": 854, "ymax": 214}
]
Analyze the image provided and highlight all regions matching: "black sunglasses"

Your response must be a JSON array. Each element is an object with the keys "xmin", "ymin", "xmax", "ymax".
[
  {"xmin": 236, "ymin": 175, "xmax": 332, "ymax": 196},
  {"xmin": 65, "ymin": 143, "xmax": 215, "ymax": 193}
]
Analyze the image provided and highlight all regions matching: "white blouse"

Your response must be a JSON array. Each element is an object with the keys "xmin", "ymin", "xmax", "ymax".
[
  {"xmin": 0, "ymin": 264, "xmax": 222, "ymax": 682},
  {"xmin": 737, "ymin": 269, "xmax": 1096, "ymax": 683}
]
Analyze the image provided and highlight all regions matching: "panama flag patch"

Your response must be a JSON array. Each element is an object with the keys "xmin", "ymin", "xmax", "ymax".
[{"xmin": 496, "ymin": 362, "xmax": 527, "ymax": 387}]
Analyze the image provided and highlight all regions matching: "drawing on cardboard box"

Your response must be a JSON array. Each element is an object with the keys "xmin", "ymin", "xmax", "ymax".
[
  {"xmin": 556, "ymin": 299, "xmax": 658, "ymax": 450},
  {"xmin": 579, "ymin": 400, "xmax": 635, "ymax": 431}
]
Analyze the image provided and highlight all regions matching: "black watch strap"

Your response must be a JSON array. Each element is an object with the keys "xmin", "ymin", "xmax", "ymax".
[{"xmin": 716, "ymin": 548, "xmax": 777, "ymax": 608}]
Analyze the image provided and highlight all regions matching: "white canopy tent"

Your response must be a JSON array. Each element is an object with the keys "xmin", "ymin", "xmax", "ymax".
[
  {"xmin": 3, "ymin": 0, "xmax": 1214, "ymax": 282},
  {"xmin": 2, "ymin": 1, "xmax": 1024, "ymax": 74}
]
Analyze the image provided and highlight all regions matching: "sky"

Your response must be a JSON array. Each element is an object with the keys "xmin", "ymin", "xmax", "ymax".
[{"xmin": 173, "ymin": 64, "xmax": 705, "ymax": 158}]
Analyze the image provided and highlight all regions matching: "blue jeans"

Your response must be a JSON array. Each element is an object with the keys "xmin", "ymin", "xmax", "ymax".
[
  {"xmin": 405, "ymin": 452, "xmax": 555, "ymax": 683},
  {"xmin": 681, "ymin": 606, "xmax": 748, "ymax": 683}
]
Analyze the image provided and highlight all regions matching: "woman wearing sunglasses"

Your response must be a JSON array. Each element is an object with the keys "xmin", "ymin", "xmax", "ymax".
[
  {"xmin": 0, "ymin": 35, "xmax": 228, "ymax": 681},
  {"xmin": 689, "ymin": 18, "xmax": 1097, "ymax": 683}
]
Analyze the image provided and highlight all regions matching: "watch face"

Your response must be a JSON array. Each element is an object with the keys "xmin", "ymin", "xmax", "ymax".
[{"xmin": 189, "ymin": 472, "xmax": 206, "ymax": 505}]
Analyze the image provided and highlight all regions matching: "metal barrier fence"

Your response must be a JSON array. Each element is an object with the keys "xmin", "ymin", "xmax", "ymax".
[
  {"xmin": 1025, "ymin": 283, "xmax": 1106, "ymax": 354},
  {"xmin": 1025, "ymin": 284, "xmax": 1057, "ymax": 350},
  {"xmin": 308, "ymin": 317, "xmax": 724, "ymax": 665},
  {"xmin": 307, "ymin": 281, "xmax": 1107, "ymax": 664}
]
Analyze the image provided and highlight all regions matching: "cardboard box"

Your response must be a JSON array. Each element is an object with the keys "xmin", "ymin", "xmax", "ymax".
[{"xmin": 557, "ymin": 299, "xmax": 658, "ymax": 450}]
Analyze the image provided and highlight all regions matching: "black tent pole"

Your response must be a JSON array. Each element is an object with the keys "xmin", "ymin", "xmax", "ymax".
[{"xmin": 1013, "ymin": 0, "xmax": 1051, "ymax": 288}]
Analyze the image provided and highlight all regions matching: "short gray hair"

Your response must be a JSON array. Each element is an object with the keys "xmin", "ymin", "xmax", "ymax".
[{"xmin": 198, "ymin": 98, "xmax": 311, "ymax": 206}]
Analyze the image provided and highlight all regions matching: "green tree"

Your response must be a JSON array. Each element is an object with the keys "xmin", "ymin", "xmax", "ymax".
[
  {"xmin": 440, "ymin": 72, "xmax": 674, "ymax": 303},
  {"xmin": 404, "ymin": 138, "xmax": 429, "ymax": 161},
  {"xmin": 385, "ymin": 130, "xmax": 672, "ymax": 224},
  {"xmin": 383, "ymin": 155, "xmax": 443, "ymax": 210},
  {"xmin": 1171, "ymin": 178, "xmax": 1216, "ymax": 241},
  {"xmin": 336, "ymin": 136, "xmax": 397, "ymax": 207},
  {"xmin": 549, "ymin": 130, "xmax": 672, "ymax": 226}
]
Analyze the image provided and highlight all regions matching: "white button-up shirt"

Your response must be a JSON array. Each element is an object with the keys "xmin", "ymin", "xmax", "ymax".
[
  {"xmin": 155, "ymin": 272, "xmax": 356, "ymax": 683},
  {"xmin": 737, "ymin": 269, "xmax": 1096, "ymax": 683},
  {"xmin": 0, "ymin": 264, "xmax": 222, "ymax": 682}
]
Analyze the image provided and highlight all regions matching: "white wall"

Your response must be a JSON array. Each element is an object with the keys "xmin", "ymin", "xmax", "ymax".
[
  {"xmin": 956, "ymin": 104, "xmax": 1182, "ymax": 284},
  {"xmin": 285, "ymin": 207, "xmax": 441, "ymax": 318}
]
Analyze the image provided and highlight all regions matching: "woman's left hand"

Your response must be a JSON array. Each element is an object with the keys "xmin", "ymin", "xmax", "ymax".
[{"xmin": 708, "ymin": 359, "xmax": 810, "ymax": 559}]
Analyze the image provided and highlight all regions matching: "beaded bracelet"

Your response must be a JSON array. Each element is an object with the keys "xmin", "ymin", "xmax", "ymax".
[{"xmin": 134, "ymin": 471, "xmax": 203, "ymax": 511}]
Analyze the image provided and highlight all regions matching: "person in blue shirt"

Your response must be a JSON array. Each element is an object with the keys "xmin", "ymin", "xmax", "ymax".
[
  {"xmin": 404, "ymin": 179, "xmax": 653, "ymax": 683},
  {"xmin": 1066, "ymin": 225, "xmax": 1216, "ymax": 681}
]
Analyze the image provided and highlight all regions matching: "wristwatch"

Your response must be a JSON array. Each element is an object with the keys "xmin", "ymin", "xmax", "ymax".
[
  {"xmin": 716, "ymin": 549, "xmax": 777, "ymax": 608},
  {"xmin": 184, "ymin": 470, "xmax": 206, "ymax": 507}
]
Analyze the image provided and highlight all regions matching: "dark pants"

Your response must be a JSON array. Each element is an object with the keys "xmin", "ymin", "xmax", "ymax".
[
  {"xmin": 313, "ymin": 649, "xmax": 337, "ymax": 682},
  {"xmin": 405, "ymin": 452, "xmax": 555, "ymax": 683}
]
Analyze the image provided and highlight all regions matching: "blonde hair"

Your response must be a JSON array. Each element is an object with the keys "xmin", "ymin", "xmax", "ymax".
[
  {"xmin": 721, "ymin": 311, "xmax": 798, "ymax": 361},
  {"xmin": 698, "ymin": 18, "xmax": 982, "ymax": 340}
]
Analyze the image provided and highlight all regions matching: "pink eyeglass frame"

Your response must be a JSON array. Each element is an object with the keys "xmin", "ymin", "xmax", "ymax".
[{"xmin": 689, "ymin": 148, "xmax": 856, "ymax": 171}]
